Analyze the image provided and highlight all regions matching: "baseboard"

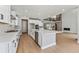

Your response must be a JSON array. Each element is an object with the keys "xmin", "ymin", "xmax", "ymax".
[
  {"xmin": 62, "ymin": 31, "xmax": 77, "ymax": 34},
  {"xmin": 41, "ymin": 43, "xmax": 56, "ymax": 49}
]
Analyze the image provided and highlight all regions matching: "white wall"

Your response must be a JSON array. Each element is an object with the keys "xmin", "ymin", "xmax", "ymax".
[
  {"xmin": 74, "ymin": 8, "xmax": 79, "ymax": 43},
  {"xmin": 62, "ymin": 9, "xmax": 77, "ymax": 33}
]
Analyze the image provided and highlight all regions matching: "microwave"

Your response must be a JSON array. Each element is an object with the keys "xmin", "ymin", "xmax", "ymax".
[{"xmin": 35, "ymin": 25, "xmax": 39, "ymax": 29}]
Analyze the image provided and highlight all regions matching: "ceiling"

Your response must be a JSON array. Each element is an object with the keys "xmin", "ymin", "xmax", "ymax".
[{"xmin": 12, "ymin": 5, "xmax": 79, "ymax": 19}]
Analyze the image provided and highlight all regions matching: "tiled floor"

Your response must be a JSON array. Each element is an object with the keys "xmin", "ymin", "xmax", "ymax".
[{"xmin": 17, "ymin": 33, "xmax": 79, "ymax": 53}]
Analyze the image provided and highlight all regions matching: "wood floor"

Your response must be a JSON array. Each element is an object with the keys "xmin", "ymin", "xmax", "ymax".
[{"xmin": 17, "ymin": 33, "xmax": 79, "ymax": 53}]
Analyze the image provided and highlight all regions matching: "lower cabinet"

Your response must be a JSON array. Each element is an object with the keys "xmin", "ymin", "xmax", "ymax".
[
  {"xmin": 0, "ymin": 43, "xmax": 8, "ymax": 53},
  {"xmin": 0, "ymin": 40, "xmax": 17, "ymax": 53},
  {"xmin": 0, "ymin": 38, "xmax": 19, "ymax": 53},
  {"xmin": 8, "ymin": 37, "xmax": 20, "ymax": 53},
  {"xmin": 8, "ymin": 40, "xmax": 16, "ymax": 53},
  {"xmin": 38, "ymin": 32, "xmax": 42, "ymax": 46}
]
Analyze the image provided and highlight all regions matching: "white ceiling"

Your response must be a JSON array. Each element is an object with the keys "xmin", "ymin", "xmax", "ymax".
[{"xmin": 12, "ymin": 5, "xmax": 79, "ymax": 19}]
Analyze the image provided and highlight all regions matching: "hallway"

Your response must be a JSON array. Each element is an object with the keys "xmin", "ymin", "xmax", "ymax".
[{"xmin": 17, "ymin": 33, "xmax": 79, "ymax": 53}]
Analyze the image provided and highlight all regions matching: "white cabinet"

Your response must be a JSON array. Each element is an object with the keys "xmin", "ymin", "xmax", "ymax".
[
  {"xmin": 29, "ymin": 20, "xmax": 43, "ymax": 26},
  {"xmin": 0, "ymin": 36, "xmax": 20, "ymax": 53},
  {"xmin": 0, "ymin": 5, "xmax": 10, "ymax": 23},
  {"xmin": 0, "ymin": 31, "xmax": 21, "ymax": 53},
  {"xmin": 42, "ymin": 32, "xmax": 56, "ymax": 46},
  {"xmin": 8, "ymin": 40, "xmax": 16, "ymax": 53},
  {"xmin": 38, "ymin": 30, "xmax": 56, "ymax": 49},
  {"xmin": 0, "ymin": 43, "xmax": 8, "ymax": 53},
  {"xmin": 28, "ymin": 20, "xmax": 35, "ymax": 39},
  {"xmin": 10, "ymin": 10, "xmax": 20, "ymax": 26},
  {"xmin": 28, "ymin": 19, "xmax": 43, "ymax": 40},
  {"xmin": 9, "ymin": 36, "xmax": 19, "ymax": 53},
  {"xmin": 0, "ymin": 41, "xmax": 17, "ymax": 53}
]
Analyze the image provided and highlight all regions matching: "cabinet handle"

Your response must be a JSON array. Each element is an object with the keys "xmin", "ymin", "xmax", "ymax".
[
  {"xmin": 15, "ymin": 43, "xmax": 16, "ymax": 47},
  {"xmin": 12, "ymin": 40, "xmax": 15, "ymax": 43},
  {"xmin": 17, "ymin": 39, "xmax": 18, "ymax": 42}
]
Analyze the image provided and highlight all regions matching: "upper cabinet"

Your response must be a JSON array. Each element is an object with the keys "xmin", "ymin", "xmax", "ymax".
[
  {"xmin": 29, "ymin": 18, "xmax": 43, "ymax": 26},
  {"xmin": 0, "ymin": 5, "xmax": 10, "ymax": 23},
  {"xmin": 9, "ymin": 6, "xmax": 20, "ymax": 26},
  {"xmin": 56, "ymin": 14, "xmax": 62, "ymax": 21},
  {"xmin": 10, "ymin": 10, "xmax": 19, "ymax": 25},
  {"xmin": 0, "ymin": 5, "xmax": 20, "ymax": 26},
  {"xmin": 43, "ymin": 14, "xmax": 62, "ymax": 22}
]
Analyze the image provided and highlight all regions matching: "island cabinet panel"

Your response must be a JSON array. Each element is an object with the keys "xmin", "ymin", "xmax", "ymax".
[{"xmin": 40, "ymin": 31, "xmax": 56, "ymax": 49}]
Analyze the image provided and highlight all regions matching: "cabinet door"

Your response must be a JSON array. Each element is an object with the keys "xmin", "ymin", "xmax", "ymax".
[
  {"xmin": 38, "ymin": 32, "xmax": 42, "ymax": 46},
  {"xmin": 0, "ymin": 43, "xmax": 8, "ymax": 53},
  {"xmin": 9, "ymin": 40, "xmax": 16, "ymax": 53},
  {"xmin": 42, "ymin": 32, "xmax": 56, "ymax": 47},
  {"xmin": 16, "ymin": 37, "xmax": 19, "ymax": 49}
]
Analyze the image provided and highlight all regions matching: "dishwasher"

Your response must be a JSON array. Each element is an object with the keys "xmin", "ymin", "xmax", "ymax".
[
  {"xmin": 35, "ymin": 31, "xmax": 38, "ymax": 44},
  {"xmin": 35, "ymin": 25, "xmax": 40, "ymax": 47}
]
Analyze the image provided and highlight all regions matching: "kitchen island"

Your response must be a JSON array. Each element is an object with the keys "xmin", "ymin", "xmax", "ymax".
[
  {"xmin": 39, "ymin": 30, "xmax": 56, "ymax": 49},
  {"xmin": 34, "ymin": 29, "xmax": 57, "ymax": 49}
]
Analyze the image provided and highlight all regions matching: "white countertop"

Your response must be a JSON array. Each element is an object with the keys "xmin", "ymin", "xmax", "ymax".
[
  {"xmin": 35, "ymin": 29, "xmax": 62, "ymax": 33},
  {"xmin": 0, "ymin": 31, "xmax": 20, "ymax": 43}
]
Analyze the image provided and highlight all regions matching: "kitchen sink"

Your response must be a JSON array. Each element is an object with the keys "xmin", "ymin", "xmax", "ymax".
[{"xmin": 5, "ymin": 30, "xmax": 18, "ymax": 33}]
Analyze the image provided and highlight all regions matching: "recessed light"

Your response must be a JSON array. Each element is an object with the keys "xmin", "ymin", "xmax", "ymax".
[
  {"xmin": 53, "ymin": 16, "xmax": 56, "ymax": 18},
  {"xmin": 62, "ymin": 9, "xmax": 65, "ymax": 11}
]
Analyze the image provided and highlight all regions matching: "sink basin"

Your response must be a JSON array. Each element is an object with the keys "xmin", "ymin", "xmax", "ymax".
[{"xmin": 5, "ymin": 30, "xmax": 18, "ymax": 33}]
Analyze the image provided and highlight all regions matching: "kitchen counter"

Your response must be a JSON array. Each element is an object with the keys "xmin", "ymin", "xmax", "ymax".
[
  {"xmin": 0, "ymin": 31, "xmax": 20, "ymax": 43},
  {"xmin": 35, "ymin": 29, "xmax": 62, "ymax": 33},
  {"xmin": 34, "ymin": 29, "xmax": 57, "ymax": 49},
  {"xmin": 0, "ymin": 30, "xmax": 21, "ymax": 53}
]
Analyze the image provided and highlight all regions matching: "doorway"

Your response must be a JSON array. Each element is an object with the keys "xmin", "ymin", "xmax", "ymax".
[{"xmin": 22, "ymin": 19, "xmax": 28, "ymax": 34}]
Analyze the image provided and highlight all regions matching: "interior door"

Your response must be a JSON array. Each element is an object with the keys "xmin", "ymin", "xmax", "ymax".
[{"xmin": 22, "ymin": 20, "xmax": 28, "ymax": 33}]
